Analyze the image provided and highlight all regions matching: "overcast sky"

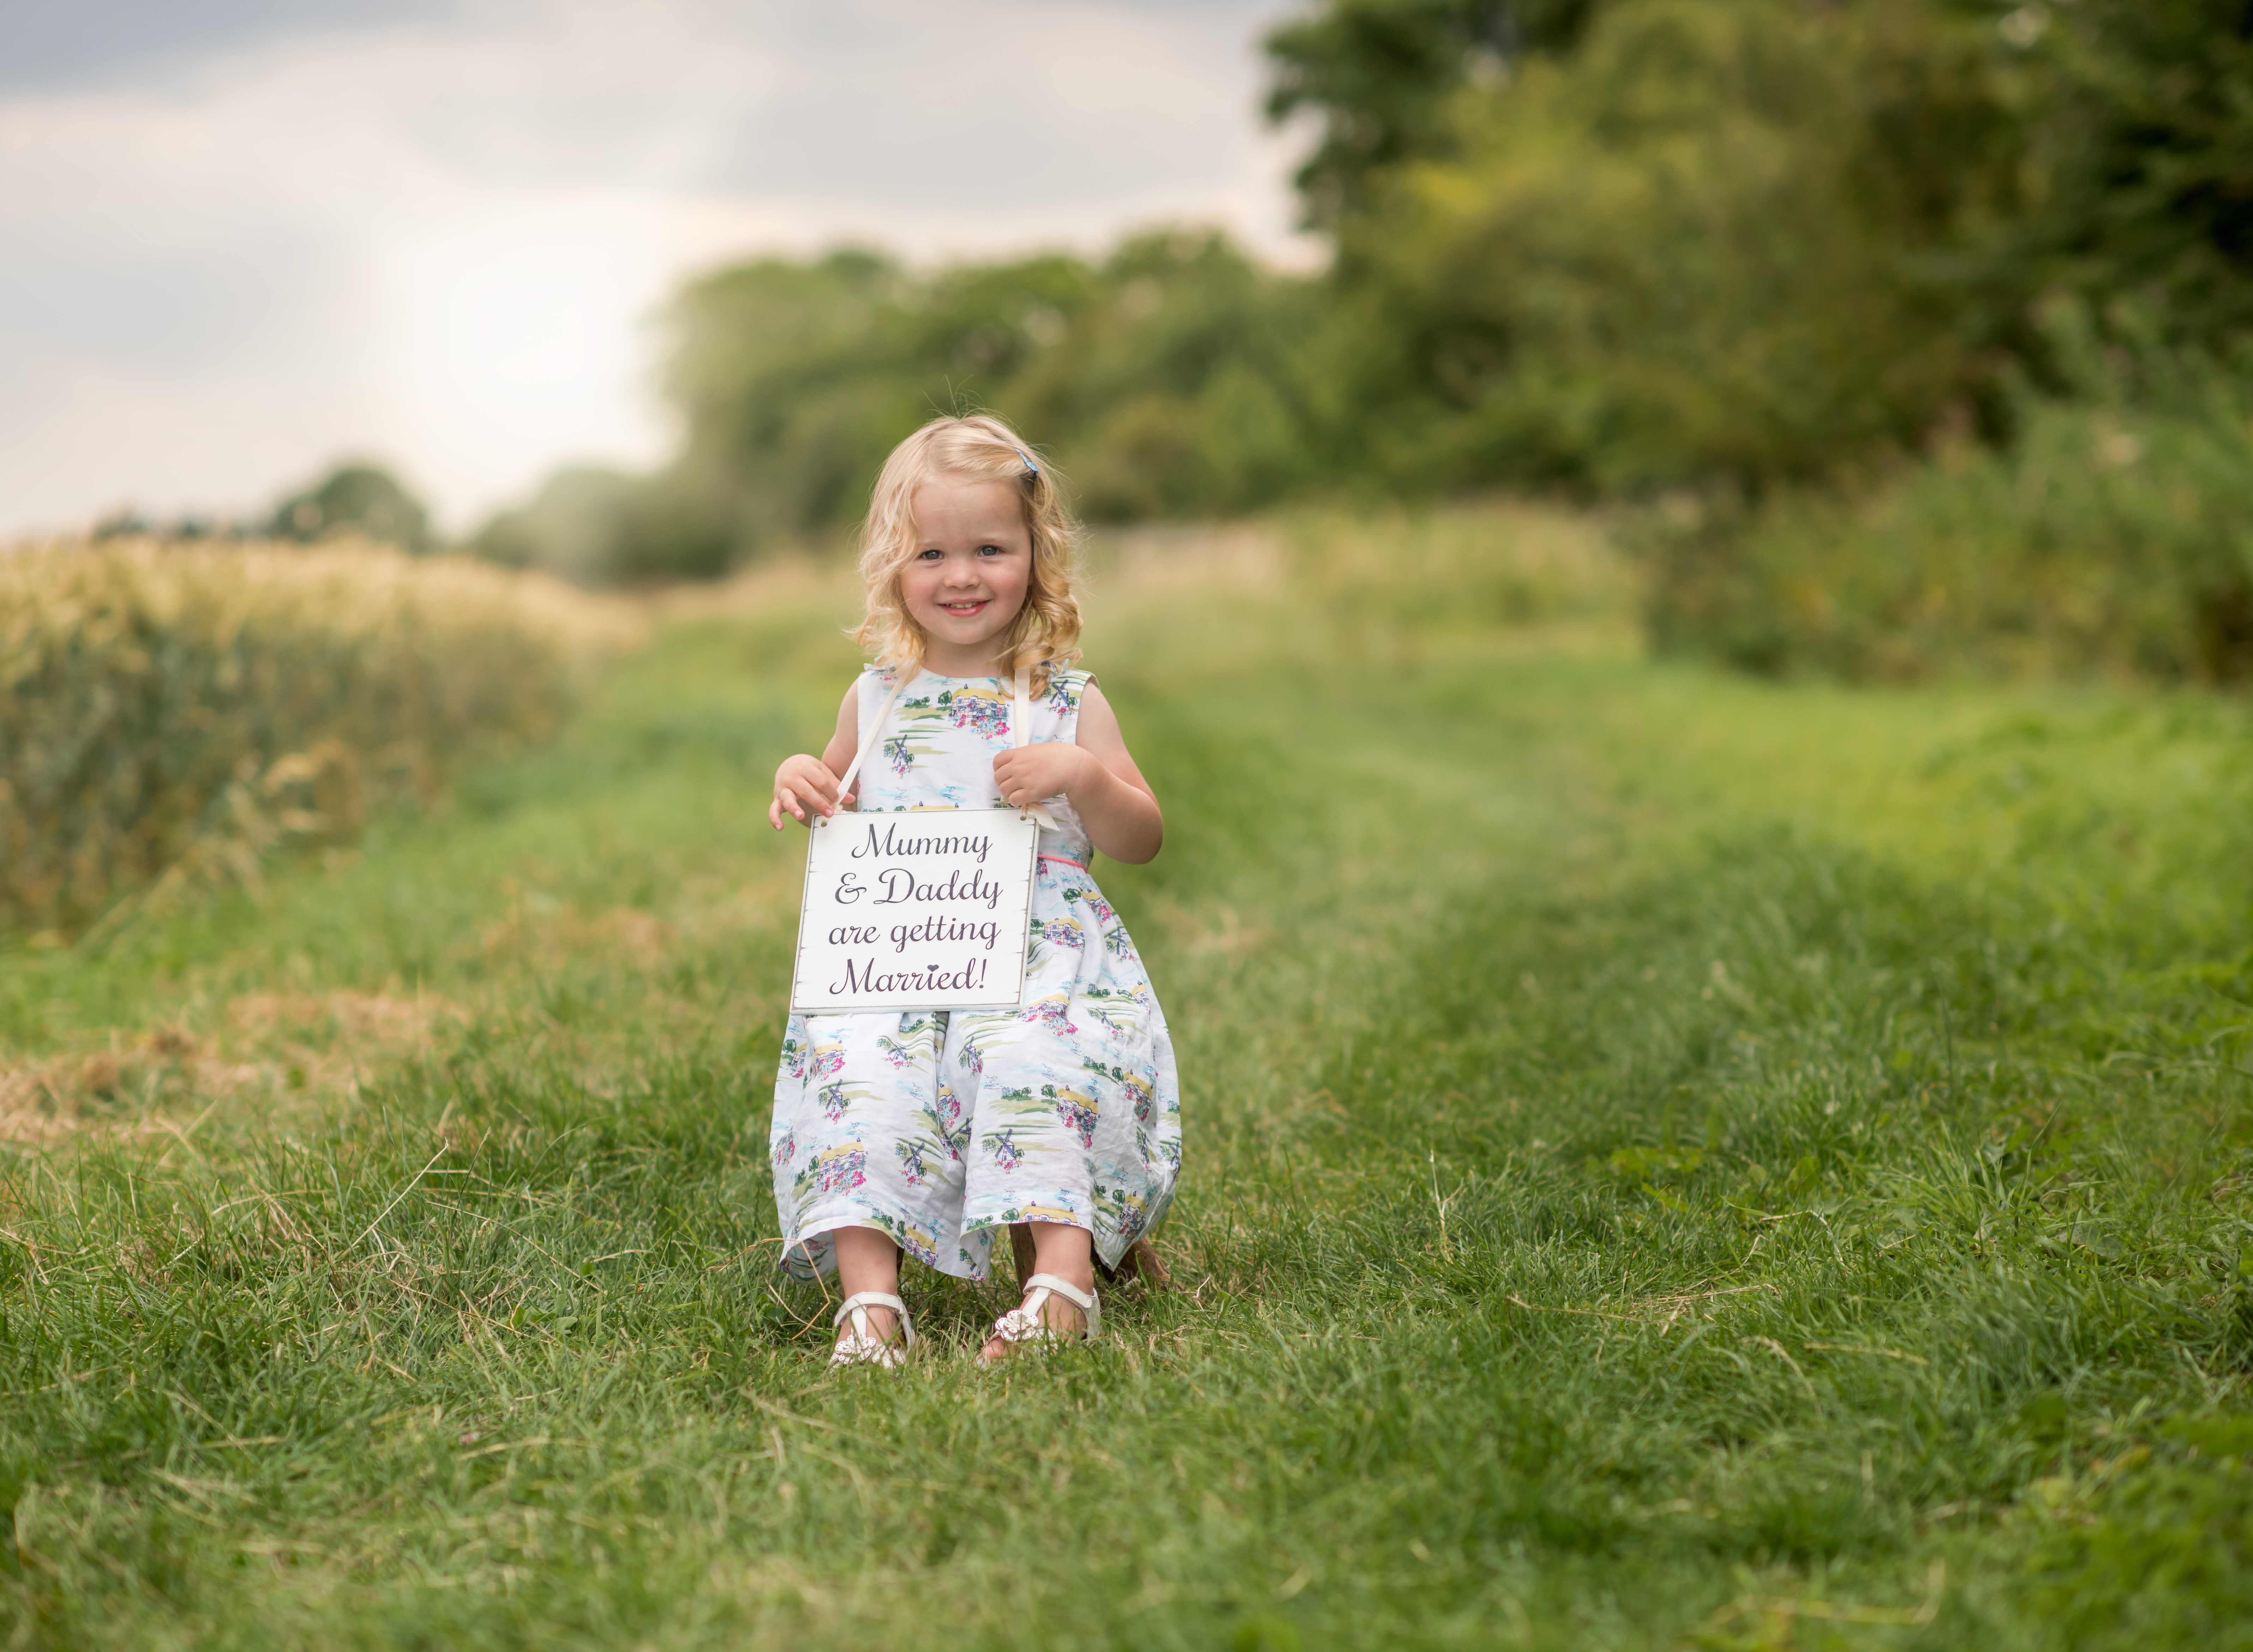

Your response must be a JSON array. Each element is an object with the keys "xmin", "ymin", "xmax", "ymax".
[{"xmin": 0, "ymin": 0, "xmax": 1312, "ymax": 537}]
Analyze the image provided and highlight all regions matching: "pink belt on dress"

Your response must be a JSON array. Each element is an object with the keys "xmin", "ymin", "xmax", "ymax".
[{"xmin": 1038, "ymin": 854, "xmax": 1089, "ymax": 872}]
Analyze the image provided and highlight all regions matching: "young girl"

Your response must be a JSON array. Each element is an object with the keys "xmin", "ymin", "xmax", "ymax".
[{"xmin": 767, "ymin": 414, "xmax": 1180, "ymax": 1366}]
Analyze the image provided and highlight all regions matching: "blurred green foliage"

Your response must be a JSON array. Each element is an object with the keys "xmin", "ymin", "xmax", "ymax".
[
  {"xmin": 1621, "ymin": 0, "xmax": 2253, "ymax": 680},
  {"xmin": 469, "ymin": 463, "xmax": 736, "ymax": 585},
  {"xmin": 267, "ymin": 461, "xmax": 433, "ymax": 553},
  {"xmin": 473, "ymin": 0, "xmax": 2253, "ymax": 690},
  {"xmin": 482, "ymin": 233, "xmax": 1342, "ymax": 577},
  {"xmin": 1644, "ymin": 316, "xmax": 2253, "ymax": 684},
  {"xmin": 2029, "ymin": 0, "xmax": 2253, "ymax": 342},
  {"xmin": 1264, "ymin": 0, "xmax": 1596, "ymax": 232},
  {"xmin": 1324, "ymin": 0, "xmax": 2028, "ymax": 493},
  {"xmin": 659, "ymin": 230, "xmax": 1347, "ymax": 531}
]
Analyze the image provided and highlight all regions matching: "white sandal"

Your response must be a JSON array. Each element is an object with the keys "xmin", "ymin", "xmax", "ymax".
[
  {"xmin": 829, "ymin": 1291, "xmax": 915, "ymax": 1369},
  {"xmin": 979, "ymin": 1273, "xmax": 1100, "ymax": 1363}
]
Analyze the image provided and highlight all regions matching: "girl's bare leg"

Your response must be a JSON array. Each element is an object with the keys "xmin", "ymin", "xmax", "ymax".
[
  {"xmin": 983, "ymin": 1221, "xmax": 1094, "ymax": 1360},
  {"xmin": 831, "ymin": 1226, "xmax": 903, "ymax": 1346},
  {"xmin": 1016, "ymin": 1224, "xmax": 1170, "ymax": 1291}
]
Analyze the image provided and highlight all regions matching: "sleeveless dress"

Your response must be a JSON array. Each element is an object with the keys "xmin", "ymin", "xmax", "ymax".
[{"xmin": 769, "ymin": 664, "xmax": 1182, "ymax": 1282}]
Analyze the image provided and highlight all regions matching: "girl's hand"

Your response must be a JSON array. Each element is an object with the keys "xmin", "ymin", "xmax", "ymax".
[
  {"xmin": 993, "ymin": 682, "xmax": 1162, "ymax": 864},
  {"xmin": 991, "ymin": 743, "xmax": 1094, "ymax": 813},
  {"xmin": 771, "ymin": 754, "xmax": 854, "ymax": 831}
]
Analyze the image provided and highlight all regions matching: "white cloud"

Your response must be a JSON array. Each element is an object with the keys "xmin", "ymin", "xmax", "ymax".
[{"xmin": 0, "ymin": 0, "xmax": 1308, "ymax": 536}]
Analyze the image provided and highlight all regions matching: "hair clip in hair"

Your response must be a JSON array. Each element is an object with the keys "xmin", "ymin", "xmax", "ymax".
[{"xmin": 1016, "ymin": 448, "xmax": 1039, "ymax": 478}]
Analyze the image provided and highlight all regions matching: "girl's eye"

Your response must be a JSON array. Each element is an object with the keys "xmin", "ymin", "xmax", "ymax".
[
  {"xmin": 978, "ymin": 545, "xmax": 1003, "ymax": 557},
  {"xmin": 917, "ymin": 549, "xmax": 943, "ymax": 560}
]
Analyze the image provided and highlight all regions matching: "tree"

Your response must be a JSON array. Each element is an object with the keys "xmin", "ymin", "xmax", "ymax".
[
  {"xmin": 467, "ymin": 464, "xmax": 738, "ymax": 585},
  {"xmin": 1269, "ymin": 0, "xmax": 2040, "ymax": 493},
  {"xmin": 1264, "ymin": 0, "xmax": 1595, "ymax": 230},
  {"xmin": 266, "ymin": 461, "xmax": 432, "ymax": 553},
  {"xmin": 2027, "ymin": 0, "xmax": 2253, "ymax": 342}
]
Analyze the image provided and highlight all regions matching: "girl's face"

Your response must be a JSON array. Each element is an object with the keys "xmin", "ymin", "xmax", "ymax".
[{"xmin": 899, "ymin": 476, "xmax": 1033, "ymax": 674}]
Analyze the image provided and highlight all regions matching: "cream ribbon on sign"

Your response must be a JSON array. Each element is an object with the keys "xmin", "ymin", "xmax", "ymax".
[{"xmin": 832, "ymin": 664, "xmax": 1063, "ymax": 831}]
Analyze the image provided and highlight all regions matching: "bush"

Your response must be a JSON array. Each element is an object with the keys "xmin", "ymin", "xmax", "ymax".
[
  {"xmin": 1643, "ymin": 357, "xmax": 2253, "ymax": 684},
  {"xmin": 0, "ymin": 539, "xmax": 639, "ymax": 931},
  {"xmin": 468, "ymin": 465, "xmax": 737, "ymax": 585},
  {"xmin": 266, "ymin": 461, "xmax": 434, "ymax": 553}
]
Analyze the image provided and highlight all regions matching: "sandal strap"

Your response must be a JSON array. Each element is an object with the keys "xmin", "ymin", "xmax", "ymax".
[
  {"xmin": 833, "ymin": 1291, "xmax": 907, "ymax": 1326},
  {"xmin": 833, "ymin": 1290, "xmax": 914, "ymax": 1349},
  {"xmin": 1022, "ymin": 1274, "xmax": 1094, "ymax": 1312}
]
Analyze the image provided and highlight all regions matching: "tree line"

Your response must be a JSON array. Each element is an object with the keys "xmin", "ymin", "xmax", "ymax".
[{"xmin": 280, "ymin": 1, "xmax": 2253, "ymax": 680}]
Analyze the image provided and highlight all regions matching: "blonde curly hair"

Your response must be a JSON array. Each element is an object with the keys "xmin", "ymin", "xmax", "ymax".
[{"xmin": 852, "ymin": 414, "xmax": 1081, "ymax": 685}]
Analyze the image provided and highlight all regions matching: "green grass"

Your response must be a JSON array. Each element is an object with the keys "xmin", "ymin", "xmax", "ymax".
[{"xmin": 2, "ymin": 510, "xmax": 2251, "ymax": 1650}]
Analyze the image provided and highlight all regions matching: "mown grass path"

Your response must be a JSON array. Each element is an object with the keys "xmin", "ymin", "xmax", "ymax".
[{"xmin": 2, "ymin": 525, "xmax": 2250, "ymax": 1649}]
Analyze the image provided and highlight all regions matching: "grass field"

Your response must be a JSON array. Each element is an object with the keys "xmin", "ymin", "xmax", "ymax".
[{"xmin": 2, "ymin": 504, "xmax": 2250, "ymax": 1650}]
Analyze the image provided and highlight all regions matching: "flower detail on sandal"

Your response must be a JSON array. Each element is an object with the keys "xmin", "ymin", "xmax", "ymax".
[
  {"xmin": 978, "ymin": 1273, "xmax": 1099, "ymax": 1364},
  {"xmin": 829, "ymin": 1290, "xmax": 915, "ymax": 1369}
]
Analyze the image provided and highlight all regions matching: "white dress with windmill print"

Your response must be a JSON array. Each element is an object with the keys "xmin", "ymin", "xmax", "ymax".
[{"xmin": 769, "ymin": 664, "xmax": 1182, "ymax": 1282}]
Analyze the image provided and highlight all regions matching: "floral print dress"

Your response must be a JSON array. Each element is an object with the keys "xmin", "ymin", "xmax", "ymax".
[{"xmin": 769, "ymin": 665, "xmax": 1182, "ymax": 1282}]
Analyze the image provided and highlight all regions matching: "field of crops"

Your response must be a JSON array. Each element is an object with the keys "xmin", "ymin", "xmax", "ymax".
[
  {"xmin": 0, "ymin": 537, "xmax": 637, "ymax": 932},
  {"xmin": 0, "ymin": 504, "xmax": 2248, "ymax": 1649}
]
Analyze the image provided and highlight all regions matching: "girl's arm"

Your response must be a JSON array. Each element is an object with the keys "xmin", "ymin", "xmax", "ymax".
[
  {"xmin": 768, "ymin": 684, "xmax": 861, "ymax": 830},
  {"xmin": 991, "ymin": 681, "xmax": 1163, "ymax": 864}
]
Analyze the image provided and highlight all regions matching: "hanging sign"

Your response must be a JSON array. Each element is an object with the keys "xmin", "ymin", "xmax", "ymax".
[
  {"xmin": 790, "ymin": 807, "xmax": 1041, "ymax": 1013},
  {"xmin": 788, "ymin": 664, "xmax": 1056, "ymax": 1015}
]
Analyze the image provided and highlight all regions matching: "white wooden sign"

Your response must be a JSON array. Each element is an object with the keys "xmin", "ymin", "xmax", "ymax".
[{"xmin": 790, "ymin": 808, "xmax": 1041, "ymax": 1014}]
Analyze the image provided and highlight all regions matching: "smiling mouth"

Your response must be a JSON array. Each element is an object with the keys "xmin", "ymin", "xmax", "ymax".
[{"xmin": 938, "ymin": 599, "xmax": 991, "ymax": 615}]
